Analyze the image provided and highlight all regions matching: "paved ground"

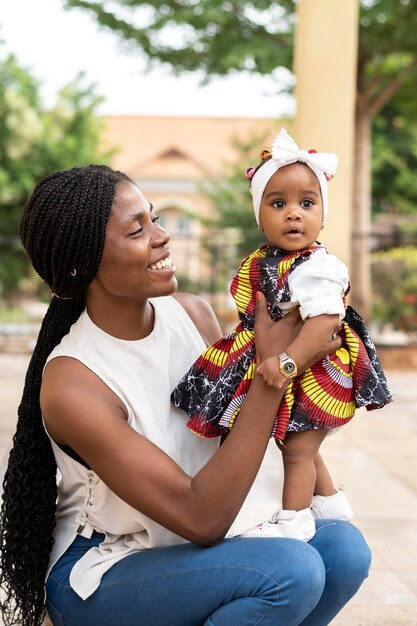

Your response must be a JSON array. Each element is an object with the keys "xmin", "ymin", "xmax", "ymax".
[{"xmin": 0, "ymin": 353, "xmax": 417, "ymax": 625}]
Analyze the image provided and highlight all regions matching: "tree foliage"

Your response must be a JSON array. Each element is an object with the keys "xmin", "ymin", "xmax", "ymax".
[
  {"xmin": 371, "ymin": 246, "xmax": 417, "ymax": 331},
  {"xmin": 358, "ymin": 0, "xmax": 417, "ymax": 119},
  {"xmin": 63, "ymin": 0, "xmax": 295, "ymax": 77},
  {"xmin": 62, "ymin": 0, "xmax": 417, "ymax": 99},
  {"xmin": 0, "ymin": 51, "xmax": 113, "ymax": 298},
  {"xmin": 63, "ymin": 0, "xmax": 417, "ymax": 217},
  {"xmin": 201, "ymin": 129, "xmax": 270, "ymax": 260},
  {"xmin": 64, "ymin": 0, "xmax": 417, "ymax": 319},
  {"xmin": 373, "ymin": 101, "xmax": 417, "ymax": 215}
]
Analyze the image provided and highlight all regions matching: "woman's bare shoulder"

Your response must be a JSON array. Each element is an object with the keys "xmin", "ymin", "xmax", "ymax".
[
  {"xmin": 41, "ymin": 356, "xmax": 127, "ymax": 443},
  {"xmin": 173, "ymin": 292, "xmax": 223, "ymax": 345}
]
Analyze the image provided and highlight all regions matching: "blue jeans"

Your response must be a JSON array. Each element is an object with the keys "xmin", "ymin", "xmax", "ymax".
[{"xmin": 46, "ymin": 520, "xmax": 371, "ymax": 626}]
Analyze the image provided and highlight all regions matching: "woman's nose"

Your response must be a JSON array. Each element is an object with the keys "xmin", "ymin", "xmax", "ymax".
[{"xmin": 151, "ymin": 222, "xmax": 170, "ymax": 246}]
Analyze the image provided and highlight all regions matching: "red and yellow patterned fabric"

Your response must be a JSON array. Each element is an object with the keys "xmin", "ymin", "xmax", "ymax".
[{"xmin": 172, "ymin": 244, "xmax": 392, "ymax": 440}]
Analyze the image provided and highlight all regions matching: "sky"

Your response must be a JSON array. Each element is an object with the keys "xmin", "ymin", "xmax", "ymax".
[{"xmin": 1, "ymin": 0, "xmax": 294, "ymax": 118}]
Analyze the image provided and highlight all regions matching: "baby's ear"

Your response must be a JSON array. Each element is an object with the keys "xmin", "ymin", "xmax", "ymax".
[{"xmin": 320, "ymin": 224, "xmax": 324, "ymax": 230}]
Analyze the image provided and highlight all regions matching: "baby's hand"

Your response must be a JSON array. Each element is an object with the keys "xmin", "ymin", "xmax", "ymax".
[{"xmin": 257, "ymin": 356, "xmax": 287, "ymax": 389}]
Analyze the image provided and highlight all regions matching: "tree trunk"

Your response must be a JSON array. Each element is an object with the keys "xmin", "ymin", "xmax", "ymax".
[{"xmin": 350, "ymin": 104, "xmax": 372, "ymax": 322}]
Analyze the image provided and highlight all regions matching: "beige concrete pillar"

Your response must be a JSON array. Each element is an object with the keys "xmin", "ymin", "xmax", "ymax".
[{"xmin": 293, "ymin": 0, "xmax": 359, "ymax": 268}]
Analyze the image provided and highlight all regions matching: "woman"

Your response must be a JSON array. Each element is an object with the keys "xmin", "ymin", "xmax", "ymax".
[{"xmin": 0, "ymin": 165, "xmax": 371, "ymax": 626}]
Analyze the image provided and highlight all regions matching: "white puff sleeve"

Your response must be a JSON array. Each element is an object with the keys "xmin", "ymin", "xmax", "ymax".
[{"xmin": 288, "ymin": 250, "xmax": 349, "ymax": 321}]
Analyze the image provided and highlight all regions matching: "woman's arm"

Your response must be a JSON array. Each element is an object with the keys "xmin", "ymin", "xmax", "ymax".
[{"xmin": 41, "ymin": 296, "xmax": 340, "ymax": 547}]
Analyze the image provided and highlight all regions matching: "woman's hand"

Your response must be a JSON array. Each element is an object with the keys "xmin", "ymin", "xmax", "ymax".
[
  {"xmin": 254, "ymin": 293, "xmax": 342, "ymax": 371},
  {"xmin": 254, "ymin": 293, "xmax": 302, "ymax": 365}
]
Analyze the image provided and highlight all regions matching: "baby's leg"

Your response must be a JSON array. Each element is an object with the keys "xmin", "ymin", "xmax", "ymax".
[
  {"xmin": 279, "ymin": 430, "xmax": 328, "ymax": 511},
  {"xmin": 313, "ymin": 451, "xmax": 337, "ymax": 496},
  {"xmin": 242, "ymin": 431, "xmax": 327, "ymax": 541},
  {"xmin": 311, "ymin": 451, "xmax": 354, "ymax": 521}
]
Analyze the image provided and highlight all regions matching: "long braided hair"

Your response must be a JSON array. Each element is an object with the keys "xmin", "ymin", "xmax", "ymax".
[{"xmin": 0, "ymin": 165, "xmax": 132, "ymax": 626}]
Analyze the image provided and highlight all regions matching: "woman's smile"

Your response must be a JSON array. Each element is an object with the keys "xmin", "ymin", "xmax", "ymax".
[{"xmin": 148, "ymin": 255, "xmax": 176, "ymax": 272}]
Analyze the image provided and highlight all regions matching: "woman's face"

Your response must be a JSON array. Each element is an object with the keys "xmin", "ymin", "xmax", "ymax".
[{"xmin": 93, "ymin": 182, "xmax": 177, "ymax": 301}]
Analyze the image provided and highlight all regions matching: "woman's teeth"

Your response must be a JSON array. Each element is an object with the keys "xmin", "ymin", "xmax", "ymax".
[{"xmin": 149, "ymin": 256, "xmax": 173, "ymax": 270}]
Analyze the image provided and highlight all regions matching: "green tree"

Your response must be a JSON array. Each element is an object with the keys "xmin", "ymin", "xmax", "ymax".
[
  {"xmin": 352, "ymin": 0, "xmax": 417, "ymax": 318},
  {"xmin": 62, "ymin": 0, "xmax": 295, "ymax": 76},
  {"xmin": 371, "ymin": 247, "xmax": 417, "ymax": 331},
  {"xmin": 0, "ymin": 53, "xmax": 45, "ymax": 299},
  {"xmin": 0, "ymin": 51, "xmax": 112, "ymax": 298},
  {"xmin": 198, "ymin": 132, "xmax": 268, "ymax": 310},
  {"xmin": 63, "ymin": 0, "xmax": 417, "ymax": 316},
  {"xmin": 373, "ymin": 101, "xmax": 417, "ymax": 216},
  {"xmin": 202, "ymin": 131, "xmax": 272, "ymax": 259}
]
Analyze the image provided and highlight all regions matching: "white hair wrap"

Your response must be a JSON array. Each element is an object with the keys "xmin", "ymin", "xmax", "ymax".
[{"xmin": 251, "ymin": 128, "xmax": 338, "ymax": 224}]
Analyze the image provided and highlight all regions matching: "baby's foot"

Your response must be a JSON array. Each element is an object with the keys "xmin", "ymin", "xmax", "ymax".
[
  {"xmin": 241, "ymin": 507, "xmax": 316, "ymax": 541},
  {"xmin": 311, "ymin": 488, "xmax": 353, "ymax": 521}
]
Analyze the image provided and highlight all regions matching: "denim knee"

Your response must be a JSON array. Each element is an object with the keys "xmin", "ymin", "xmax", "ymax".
[
  {"xmin": 314, "ymin": 519, "xmax": 372, "ymax": 580},
  {"xmin": 290, "ymin": 544, "xmax": 326, "ymax": 604},
  {"xmin": 208, "ymin": 539, "xmax": 327, "ymax": 625},
  {"xmin": 312, "ymin": 519, "xmax": 372, "ymax": 603},
  {"xmin": 339, "ymin": 522, "xmax": 371, "ymax": 576},
  {"xmin": 298, "ymin": 520, "xmax": 372, "ymax": 625},
  {"xmin": 265, "ymin": 540, "xmax": 326, "ymax": 620}
]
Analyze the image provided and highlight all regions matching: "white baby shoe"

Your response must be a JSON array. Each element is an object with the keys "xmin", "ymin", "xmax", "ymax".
[
  {"xmin": 311, "ymin": 489, "xmax": 353, "ymax": 521},
  {"xmin": 241, "ymin": 507, "xmax": 316, "ymax": 541}
]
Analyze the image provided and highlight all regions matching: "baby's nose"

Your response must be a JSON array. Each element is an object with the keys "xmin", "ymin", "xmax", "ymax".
[{"xmin": 286, "ymin": 207, "xmax": 301, "ymax": 219}]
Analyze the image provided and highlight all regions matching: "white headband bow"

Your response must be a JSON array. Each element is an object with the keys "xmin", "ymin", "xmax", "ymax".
[{"xmin": 251, "ymin": 128, "xmax": 338, "ymax": 224}]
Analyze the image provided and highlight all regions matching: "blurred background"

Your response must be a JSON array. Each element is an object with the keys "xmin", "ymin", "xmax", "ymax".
[
  {"xmin": 1, "ymin": 2, "xmax": 417, "ymax": 623},
  {"xmin": 1, "ymin": 0, "xmax": 416, "ymax": 356}
]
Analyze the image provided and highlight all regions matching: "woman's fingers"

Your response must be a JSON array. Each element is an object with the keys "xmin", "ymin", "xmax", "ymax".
[
  {"xmin": 254, "ymin": 292, "xmax": 270, "ymax": 329},
  {"xmin": 254, "ymin": 294, "xmax": 303, "ymax": 363},
  {"xmin": 326, "ymin": 333, "xmax": 342, "ymax": 355}
]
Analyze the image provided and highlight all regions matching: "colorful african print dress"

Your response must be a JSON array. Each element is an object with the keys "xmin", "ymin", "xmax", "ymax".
[{"xmin": 172, "ymin": 244, "xmax": 392, "ymax": 441}]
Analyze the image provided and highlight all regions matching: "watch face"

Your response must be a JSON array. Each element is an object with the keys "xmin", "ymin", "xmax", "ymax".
[{"xmin": 283, "ymin": 361, "xmax": 296, "ymax": 375}]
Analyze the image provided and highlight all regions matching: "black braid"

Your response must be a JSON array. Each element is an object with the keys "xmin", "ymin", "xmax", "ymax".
[{"xmin": 0, "ymin": 165, "xmax": 132, "ymax": 626}]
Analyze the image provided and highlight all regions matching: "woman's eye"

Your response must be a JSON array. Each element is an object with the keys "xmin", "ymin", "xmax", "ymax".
[
  {"xmin": 130, "ymin": 215, "xmax": 160, "ymax": 236},
  {"xmin": 130, "ymin": 227, "xmax": 143, "ymax": 236}
]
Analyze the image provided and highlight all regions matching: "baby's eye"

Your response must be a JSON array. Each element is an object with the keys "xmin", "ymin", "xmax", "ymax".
[
  {"xmin": 272, "ymin": 200, "xmax": 285, "ymax": 209},
  {"xmin": 301, "ymin": 200, "xmax": 314, "ymax": 208}
]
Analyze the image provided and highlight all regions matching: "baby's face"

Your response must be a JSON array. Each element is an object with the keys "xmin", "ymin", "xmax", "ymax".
[{"xmin": 259, "ymin": 162, "xmax": 323, "ymax": 251}]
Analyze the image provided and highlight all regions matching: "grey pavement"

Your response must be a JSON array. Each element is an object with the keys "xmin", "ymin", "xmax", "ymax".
[{"xmin": 0, "ymin": 354, "xmax": 417, "ymax": 625}]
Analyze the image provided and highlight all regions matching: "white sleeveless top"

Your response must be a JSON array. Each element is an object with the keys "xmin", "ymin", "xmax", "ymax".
[{"xmin": 44, "ymin": 296, "xmax": 220, "ymax": 599}]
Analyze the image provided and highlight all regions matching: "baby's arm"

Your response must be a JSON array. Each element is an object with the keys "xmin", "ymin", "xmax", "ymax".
[
  {"xmin": 257, "ymin": 250, "xmax": 349, "ymax": 388},
  {"xmin": 257, "ymin": 313, "xmax": 340, "ymax": 388}
]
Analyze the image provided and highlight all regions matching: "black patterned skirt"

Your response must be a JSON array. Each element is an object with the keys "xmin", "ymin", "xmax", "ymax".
[{"xmin": 172, "ymin": 306, "xmax": 392, "ymax": 441}]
